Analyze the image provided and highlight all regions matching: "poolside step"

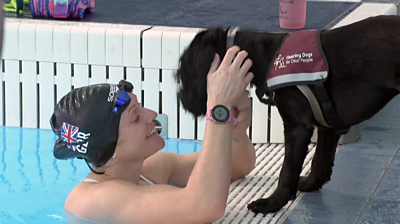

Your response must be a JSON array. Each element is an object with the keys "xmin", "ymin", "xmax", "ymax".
[{"xmin": 215, "ymin": 143, "xmax": 316, "ymax": 224}]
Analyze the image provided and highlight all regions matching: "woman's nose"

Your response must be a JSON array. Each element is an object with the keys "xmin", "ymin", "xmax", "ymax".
[{"xmin": 145, "ymin": 108, "xmax": 158, "ymax": 123}]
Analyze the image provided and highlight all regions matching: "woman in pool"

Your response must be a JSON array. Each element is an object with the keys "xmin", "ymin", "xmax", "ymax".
[{"xmin": 50, "ymin": 46, "xmax": 255, "ymax": 224}]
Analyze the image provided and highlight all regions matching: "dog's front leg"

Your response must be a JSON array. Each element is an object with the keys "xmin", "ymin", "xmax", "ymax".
[
  {"xmin": 247, "ymin": 124, "xmax": 313, "ymax": 215},
  {"xmin": 298, "ymin": 128, "xmax": 340, "ymax": 192}
]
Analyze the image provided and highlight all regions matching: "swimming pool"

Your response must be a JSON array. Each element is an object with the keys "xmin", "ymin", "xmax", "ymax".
[{"xmin": 0, "ymin": 126, "xmax": 202, "ymax": 224}]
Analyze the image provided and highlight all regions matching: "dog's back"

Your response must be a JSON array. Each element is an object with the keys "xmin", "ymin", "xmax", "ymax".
[{"xmin": 320, "ymin": 15, "xmax": 400, "ymax": 125}]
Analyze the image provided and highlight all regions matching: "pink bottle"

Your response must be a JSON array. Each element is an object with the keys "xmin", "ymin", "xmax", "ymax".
[{"xmin": 279, "ymin": 0, "xmax": 307, "ymax": 29}]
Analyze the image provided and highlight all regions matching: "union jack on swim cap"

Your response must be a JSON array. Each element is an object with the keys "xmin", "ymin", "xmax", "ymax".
[{"xmin": 50, "ymin": 80, "xmax": 133, "ymax": 166}]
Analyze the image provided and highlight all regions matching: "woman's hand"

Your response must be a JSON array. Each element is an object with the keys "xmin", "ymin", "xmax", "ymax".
[
  {"xmin": 206, "ymin": 46, "xmax": 253, "ymax": 109},
  {"xmin": 231, "ymin": 91, "xmax": 252, "ymax": 134},
  {"xmin": 230, "ymin": 91, "xmax": 256, "ymax": 180}
]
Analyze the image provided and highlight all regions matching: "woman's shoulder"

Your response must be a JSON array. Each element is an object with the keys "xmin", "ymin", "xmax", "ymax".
[
  {"xmin": 141, "ymin": 151, "xmax": 182, "ymax": 183},
  {"xmin": 65, "ymin": 177, "xmax": 186, "ymax": 224},
  {"xmin": 68, "ymin": 177, "xmax": 139, "ymax": 199},
  {"xmin": 65, "ymin": 179, "xmax": 141, "ymax": 223}
]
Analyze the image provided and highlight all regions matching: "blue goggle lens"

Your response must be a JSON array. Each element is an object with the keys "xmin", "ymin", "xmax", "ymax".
[{"xmin": 113, "ymin": 91, "xmax": 130, "ymax": 113}]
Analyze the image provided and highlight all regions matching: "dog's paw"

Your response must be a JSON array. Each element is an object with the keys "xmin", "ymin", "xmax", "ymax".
[
  {"xmin": 298, "ymin": 175, "xmax": 324, "ymax": 192},
  {"xmin": 247, "ymin": 198, "xmax": 283, "ymax": 215}
]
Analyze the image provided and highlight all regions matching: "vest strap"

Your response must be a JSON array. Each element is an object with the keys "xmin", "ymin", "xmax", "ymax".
[
  {"xmin": 296, "ymin": 85, "xmax": 330, "ymax": 128},
  {"xmin": 314, "ymin": 82, "xmax": 349, "ymax": 135}
]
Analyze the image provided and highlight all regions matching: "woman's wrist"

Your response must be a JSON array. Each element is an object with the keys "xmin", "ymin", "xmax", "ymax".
[
  {"xmin": 232, "ymin": 137, "xmax": 240, "ymax": 143},
  {"xmin": 232, "ymin": 128, "xmax": 248, "ymax": 141},
  {"xmin": 207, "ymin": 98, "xmax": 234, "ymax": 111}
]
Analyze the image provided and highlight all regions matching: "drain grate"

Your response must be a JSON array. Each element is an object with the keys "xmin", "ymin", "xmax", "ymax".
[
  {"xmin": 154, "ymin": 114, "xmax": 168, "ymax": 138},
  {"xmin": 215, "ymin": 143, "xmax": 316, "ymax": 224}
]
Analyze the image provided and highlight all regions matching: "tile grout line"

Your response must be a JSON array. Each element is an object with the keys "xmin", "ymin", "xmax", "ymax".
[
  {"xmin": 275, "ymin": 192, "xmax": 307, "ymax": 224},
  {"xmin": 277, "ymin": 142, "xmax": 400, "ymax": 224},
  {"xmin": 355, "ymin": 144, "xmax": 400, "ymax": 223},
  {"xmin": 274, "ymin": 145, "xmax": 317, "ymax": 224}
]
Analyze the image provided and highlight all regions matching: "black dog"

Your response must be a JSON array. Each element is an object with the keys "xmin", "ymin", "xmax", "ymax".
[{"xmin": 176, "ymin": 15, "xmax": 400, "ymax": 215}]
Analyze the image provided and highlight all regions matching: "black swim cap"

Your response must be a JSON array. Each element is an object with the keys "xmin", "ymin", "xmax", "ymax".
[{"xmin": 50, "ymin": 80, "xmax": 133, "ymax": 166}]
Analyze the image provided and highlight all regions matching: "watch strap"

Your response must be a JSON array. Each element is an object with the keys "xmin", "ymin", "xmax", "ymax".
[{"xmin": 206, "ymin": 106, "xmax": 238, "ymax": 126}]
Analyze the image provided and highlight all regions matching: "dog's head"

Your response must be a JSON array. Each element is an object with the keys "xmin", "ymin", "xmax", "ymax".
[
  {"xmin": 176, "ymin": 28, "xmax": 271, "ymax": 117},
  {"xmin": 176, "ymin": 28, "xmax": 227, "ymax": 117}
]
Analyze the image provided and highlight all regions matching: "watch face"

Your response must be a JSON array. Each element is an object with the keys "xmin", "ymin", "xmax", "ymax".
[{"xmin": 212, "ymin": 105, "xmax": 229, "ymax": 123}]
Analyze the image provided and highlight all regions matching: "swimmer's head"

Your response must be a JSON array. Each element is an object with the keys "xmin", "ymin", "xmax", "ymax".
[{"xmin": 50, "ymin": 80, "xmax": 133, "ymax": 167}]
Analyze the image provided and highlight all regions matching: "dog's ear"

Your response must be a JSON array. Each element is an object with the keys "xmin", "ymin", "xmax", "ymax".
[{"xmin": 176, "ymin": 28, "xmax": 227, "ymax": 117}]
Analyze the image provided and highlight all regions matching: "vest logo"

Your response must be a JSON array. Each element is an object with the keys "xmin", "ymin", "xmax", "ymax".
[
  {"xmin": 274, "ymin": 54, "xmax": 286, "ymax": 70},
  {"xmin": 274, "ymin": 52, "xmax": 314, "ymax": 71}
]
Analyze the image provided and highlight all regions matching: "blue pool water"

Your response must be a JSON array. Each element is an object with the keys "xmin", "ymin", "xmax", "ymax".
[{"xmin": 0, "ymin": 126, "xmax": 202, "ymax": 224}]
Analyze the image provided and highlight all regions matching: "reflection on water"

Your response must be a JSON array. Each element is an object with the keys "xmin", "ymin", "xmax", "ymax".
[
  {"xmin": 65, "ymin": 210, "xmax": 103, "ymax": 224},
  {"xmin": 0, "ymin": 126, "xmax": 202, "ymax": 224}
]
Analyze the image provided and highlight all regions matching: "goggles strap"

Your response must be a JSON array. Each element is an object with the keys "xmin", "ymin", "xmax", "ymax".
[{"xmin": 84, "ymin": 158, "xmax": 105, "ymax": 175}]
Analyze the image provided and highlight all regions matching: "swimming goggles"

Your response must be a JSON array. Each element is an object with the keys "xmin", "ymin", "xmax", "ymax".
[{"xmin": 113, "ymin": 90, "xmax": 130, "ymax": 113}]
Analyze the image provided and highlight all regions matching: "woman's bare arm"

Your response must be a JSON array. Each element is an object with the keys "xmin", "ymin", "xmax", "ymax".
[{"xmin": 142, "ymin": 94, "xmax": 256, "ymax": 187}]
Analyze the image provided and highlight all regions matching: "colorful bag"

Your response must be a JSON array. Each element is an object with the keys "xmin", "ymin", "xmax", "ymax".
[{"xmin": 30, "ymin": 0, "xmax": 95, "ymax": 18}]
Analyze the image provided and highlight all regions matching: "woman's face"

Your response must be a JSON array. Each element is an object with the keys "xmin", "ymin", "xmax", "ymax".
[{"xmin": 116, "ymin": 93, "xmax": 165, "ymax": 159}]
